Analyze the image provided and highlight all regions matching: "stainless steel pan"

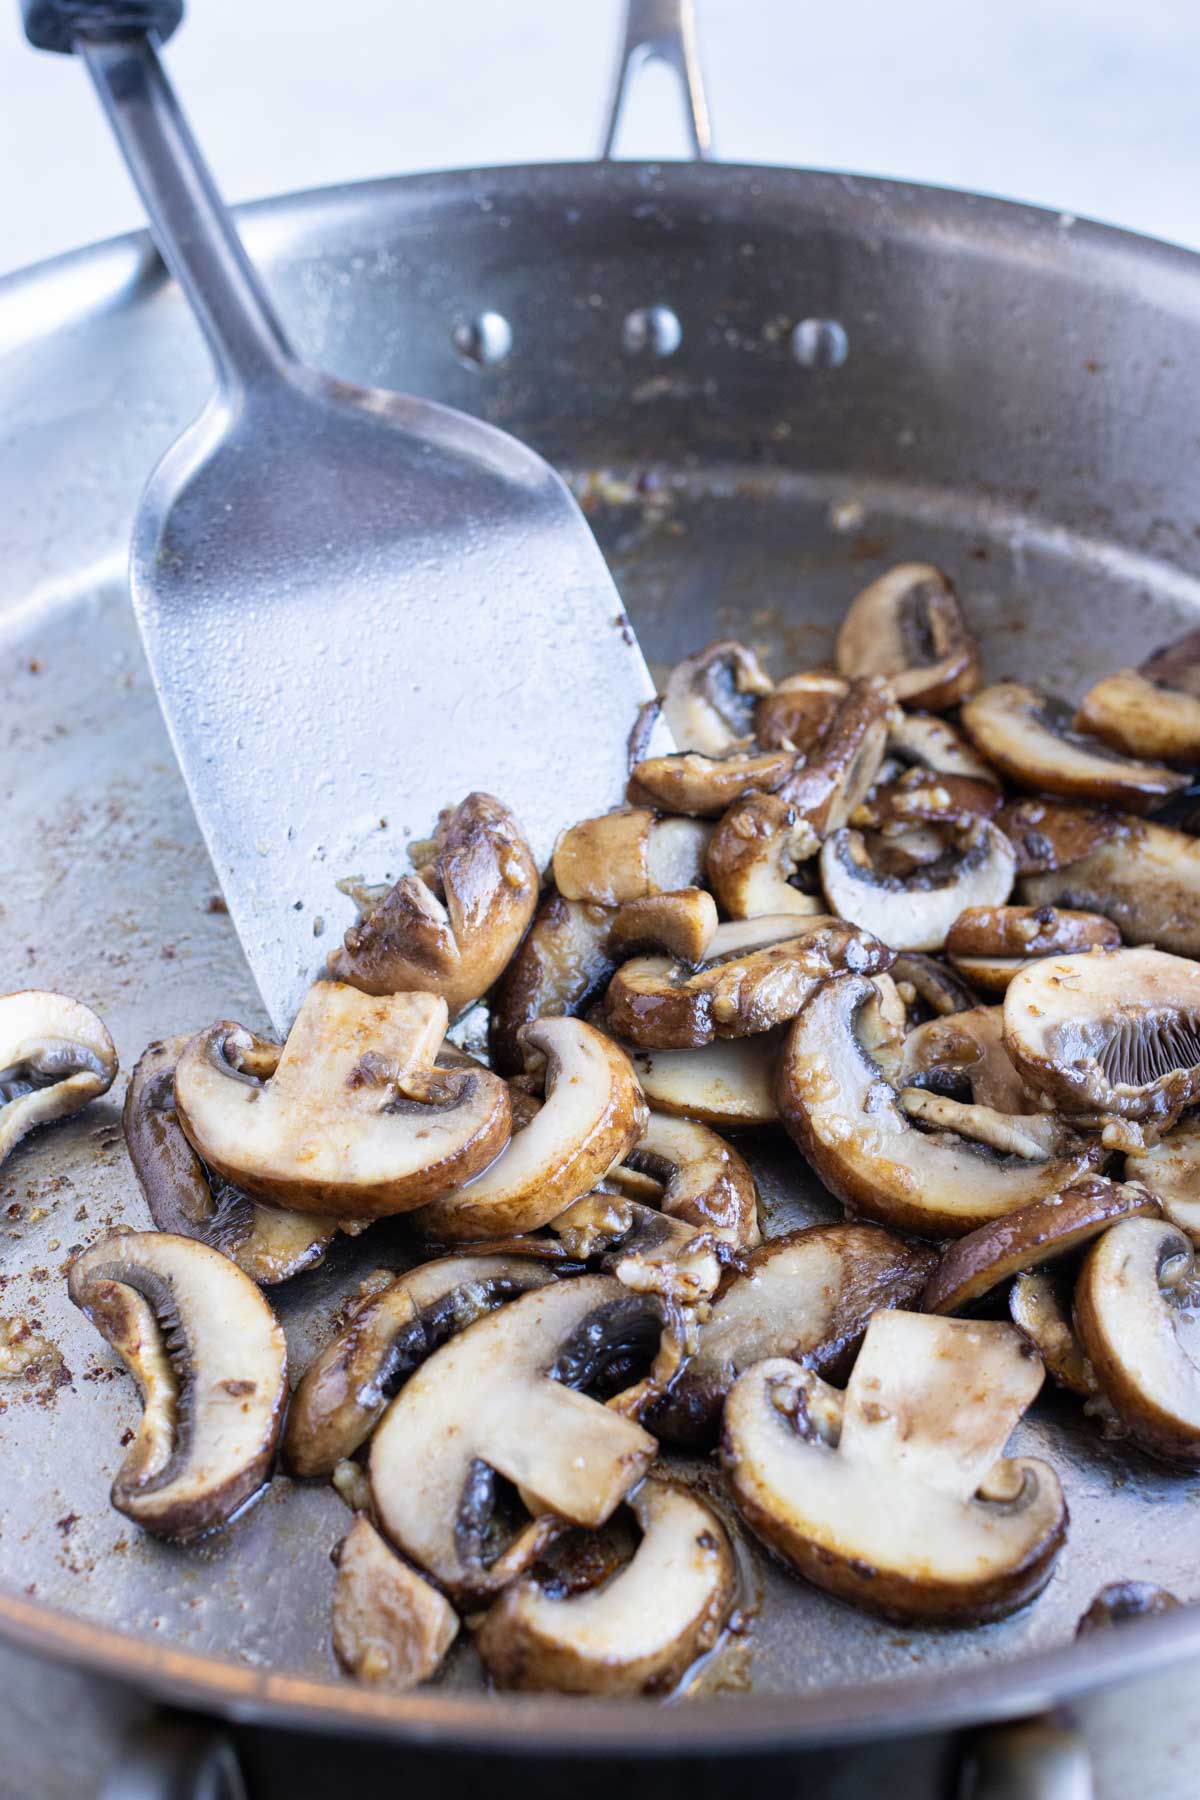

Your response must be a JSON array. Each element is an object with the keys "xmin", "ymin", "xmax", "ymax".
[{"xmin": 4, "ymin": 0, "xmax": 1200, "ymax": 1764}]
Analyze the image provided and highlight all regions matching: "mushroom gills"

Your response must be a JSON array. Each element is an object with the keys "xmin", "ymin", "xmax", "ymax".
[
  {"xmin": 819, "ymin": 820, "xmax": 1016, "ymax": 954},
  {"xmin": 0, "ymin": 990, "xmax": 118, "ymax": 1165},
  {"xmin": 835, "ymin": 564, "xmax": 979, "ymax": 711},
  {"xmin": 663, "ymin": 639, "xmax": 774, "ymax": 756}
]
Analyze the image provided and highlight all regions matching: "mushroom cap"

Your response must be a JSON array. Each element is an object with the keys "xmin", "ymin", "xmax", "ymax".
[
  {"xmin": 997, "ymin": 797, "xmax": 1122, "ymax": 876},
  {"xmin": 1074, "ymin": 1216, "xmax": 1200, "ymax": 1462},
  {"xmin": 412, "ymin": 1017, "xmax": 647, "ymax": 1241},
  {"xmin": 1019, "ymin": 815, "xmax": 1200, "ymax": 961},
  {"xmin": 622, "ymin": 1110, "xmax": 760, "ymax": 1248},
  {"xmin": 622, "ymin": 1032, "xmax": 783, "ymax": 1128},
  {"xmin": 946, "ymin": 905, "xmax": 1121, "ymax": 993},
  {"xmin": 1126, "ymin": 1114, "xmax": 1200, "ymax": 1241},
  {"xmin": 369, "ymin": 1274, "xmax": 659, "ymax": 1600},
  {"xmin": 0, "ymin": 989, "xmax": 117, "ymax": 1165},
  {"xmin": 476, "ymin": 1481, "xmax": 735, "ymax": 1696},
  {"xmin": 820, "ymin": 820, "xmax": 1016, "ymax": 954},
  {"xmin": 756, "ymin": 671, "xmax": 848, "ymax": 753},
  {"xmin": 1075, "ymin": 668, "xmax": 1200, "ymax": 764},
  {"xmin": 961, "ymin": 682, "xmax": 1187, "ymax": 810},
  {"xmin": 705, "ymin": 792, "xmax": 824, "ymax": 921},
  {"xmin": 627, "ymin": 750, "xmax": 796, "ymax": 818},
  {"xmin": 835, "ymin": 564, "xmax": 980, "ymax": 711},
  {"xmin": 722, "ymin": 1313, "xmax": 1066, "ymax": 1624},
  {"xmin": 68, "ymin": 1231, "xmax": 288, "ymax": 1540},
  {"xmin": 652, "ymin": 1223, "xmax": 934, "ymax": 1445},
  {"xmin": 488, "ymin": 892, "xmax": 618, "ymax": 1077},
  {"xmin": 779, "ymin": 974, "xmax": 1102, "ymax": 1236},
  {"xmin": 1003, "ymin": 946, "xmax": 1200, "ymax": 1124},
  {"xmin": 663, "ymin": 639, "xmax": 774, "ymax": 756},
  {"xmin": 174, "ymin": 983, "xmax": 512, "ymax": 1219},
  {"xmin": 327, "ymin": 793, "xmax": 538, "ymax": 1017},
  {"xmin": 332, "ymin": 1515, "xmax": 459, "ymax": 1690},
  {"xmin": 552, "ymin": 810, "xmax": 711, "ymax": 901}
]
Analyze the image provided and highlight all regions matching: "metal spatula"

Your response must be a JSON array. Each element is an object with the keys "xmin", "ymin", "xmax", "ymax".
[{"xmin": 22, "ymin": 0, "xmax": 662, "ymax": 1032}]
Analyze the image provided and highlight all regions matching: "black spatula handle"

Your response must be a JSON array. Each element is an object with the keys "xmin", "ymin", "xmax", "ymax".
[{"xmin": 21, "ymin": 0, "xmax": 181, "ymax": 53}]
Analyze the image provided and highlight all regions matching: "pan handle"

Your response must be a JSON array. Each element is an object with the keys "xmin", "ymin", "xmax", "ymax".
[
  {"xmin": 956, "ymin": 1716, "xmax": 1094, "ymax": 1799},
  {"xmin": 599, "ymin": 0, "xmax": 713, "ymax": 162}
]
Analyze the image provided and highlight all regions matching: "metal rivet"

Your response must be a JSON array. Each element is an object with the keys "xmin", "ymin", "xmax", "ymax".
[
  {"xmin": 622, "ymin": 305, "xmax": 682, "ymax": 358},
  {"xmin": 452, "ymin": 311, "xmax": 513, "ymax": 368},
  {"xmin": 791, "ymin": 318, "xmax": 849, "ymax": 369}
]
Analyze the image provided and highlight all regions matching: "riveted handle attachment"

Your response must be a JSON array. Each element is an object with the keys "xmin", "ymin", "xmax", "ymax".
[{"xmin": 21, "ymin": 0, "xmax": 181, "ymax": 54}]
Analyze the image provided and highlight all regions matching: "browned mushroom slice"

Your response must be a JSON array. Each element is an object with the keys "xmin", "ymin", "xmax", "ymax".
[
  {"xmin": 0, "ymin": 990, "xmax": 117, "ymax": 1167},
  {"xmin": 945, "ymin": 904, "xmax": 1122, "ymax": 993},
  {"xmin": 618, "ymin": 1111, "xmax": 759, "ymax": 1248},
  {"xmin": 623, "ymin": 1032, "xmax": 783, "ymax": 1128},
  {"xmin": 1004, "ymin": 946, "xmax": 1200, "ymax": 1126},
  {"xmin": 922, "ymin": 1178, "xmax": 1162, "ymax": 1315},
  {"xmin": 552, "ymin": 809, "xmax": 711, "ymax": 902},
  {"xmin": 333, "ymin": 1514, "xmax": 459, "ymax": 1689},
  {"xmin": 997, "ymin": 797, "xmax": 1121, "ymax": 876},
  {"xmin": 652, "ymin": 1223, "xmax": 934, "ymax": 1445},
  {"xmin": 1019, "ymin": 815, "xmax": 1200, "ymax": 959},
  {"xmin": 962, "ymin": 683, "xmax": 1187, "ymax": 811},
  {"xmin": 663, "ymin": 639, "xmax": 773, "ymax": 755},
  {"xmin": 1009, "ymin": 1271, "xmax": 1094, "ymax": 1396},
  {"xmin": 476, "ymin": 1481, "xmax": 734, "ymax": 1696},
  {"xmin": 124, "ymin": 1036, "xmax": 335, "ymax": 1286},
  {"xmin": 627, "ymin": 750, "xmax": 796, "ymax": 818},
  {"xmin": 723, "ymin": 1313, "xmax": 1066, "ymax": 1624},
  {"xmin": 68, "ymin": 1231, "xmax": 288, "ymax": 1540},
  {"xmin": 413, "ymin": 1019, "xmax": 646, "ymax": 1241},
  {"xmin": 780, "ymin": 974, "xmax": 1102, "ymax": 1236},
  {"xmin": 1126, "ymin": 1116, "xmax": 1200, "ymax": 1241},
  {"xmin": 852, "ymin": 770, "xmax": 1002, "ymax": 834},
  {"xmin": 890, "ymin": 952, "xmax": 978, "ymax": 1019},
  {"xmin": 605, "ymin": 916, "xmax": 891, "ymax": 1050},
  {"xmin": 174, "ymin": 984, "xmax": 511, "ymax": 1219},
  {"xmin": 489, "ymin": 892, "xmax": 618, "ymax": 1076},
  {"xmin": 900, "ymin": 1004, "xmax": 1031, "ymax": 1113},
  {"xmin": 888, "ymin": 710, "xmax": 999, "ymax": 783},
  {"xmin": 369, "ymin": 1276, "xmax": 660, "ymax": 1601},
  {"xmin": 1075, "ymin": 1580, "xmax": 1182, "ymax": 1637},
  {"xmin": 608, "ymin": 889, "xmax": 719, "ymax": 963},
  {"xmin": 773, "ymin": 676, "xmax": 894, "ymax": 839},
  {"xmin": 755, "ymin": 671, "xmax": 848, "ymax": 752},
  {"xmin": 328, "ymin": 794, "xmax": 538, "ymax": 1017},
  {"xmin": 705, "ymin": 792, "xmax": 823, "ymax": 920},
  {"xmin": 549, "ymin": 1193, "xmax": 722, "ymax": 1306},
  {"xmin": 820, "ymin": 820, "xmax": 1016, "ymax": 954},
  {"xmin": 1075, "ymin": 1216, "xmax": 1200, "ymax": 1461},
  {"xmin": 284, "ymin": 1254, "xmax": 556, "ymax": 1476},
  {"xmin": 835, "ymin": 564, "xmax": 980, "ymax": 711},
  {"xmin": 1075, "ymin": 670, "xmax": 1200, "ymax": 765}
]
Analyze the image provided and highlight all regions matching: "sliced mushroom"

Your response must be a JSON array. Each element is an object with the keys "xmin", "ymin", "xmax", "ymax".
[
  {"xmin": 755, "ymin": 671, "xmax": 847, "ymax": 753},
  {"xmin": 888, "ymin": 710, "xmax": 999, "ymax": 783},
  {"xmin": 284, "ymin": 1254, "xmax": 556, "ymax": 1476},
  {"xmin": 627, "ymin": 750, "xmax": 796, "ymax": 819},
  {"xmin": 608, "ymin": 889, "xmax": 719, "ymax": 963},
  {"xmin": 413, "ymin": 1019, "xmax": 646, "ymax": 1241},
  {"xmin": 619, "ymin": 1111, "xmax": 759, "ymax": 1249},
  {"xmin": 622, "ymin": 1033, "xmax": 783, "ymax": 1128},
  {"xmin": 1076, "ymin": 1580, "xmax": 1182, "ymax": 1637},
  {"xmin": 605, "ymin": 915, "xmax": 891, "ymax": 1050},
  {"xmin": 1075, "ymin": 1216, "xmax": 1200, "ymax": 1461},
  {"xmin": 945, "ymin": 905, "xmax": 1121, "ymax": 993},
  {"xmin": 900, "ymin": 1004, "xmax": 1032, "ymax": 1113},
  {"xmin": 922, "ymin": 1178, "xmax": 1161, "ymax": 1315},
  {"xmin": 174, "ymin": 984, "xmax": 511, "ymax": 1219},
  {"xmin": 369, "ymin": 1275, "xmax": 659, "ymax": 1600},
  {"xmin": 1020, "ymin": 815, "xmax": 1200, "ymax": 959},
  {"xmin": 476, "ymin": 1481, "xmax": 734, "ymax": 1696},
  {"xmin": 123, "ymin": 1036, "xmax": 335, "ymax": 1285},
  {"xmin": 332, "ymin": 1514, "xmax": 459, "ymax": 1689},
  {"xmin": 1010, "ymin": 1271, "xmax": 1094, "ymax": 1396},
  {"xmin": 0, "ymin": 990, "xmax": 117, "ymax": 1167},
  {"xmin": 997, "ymin": 797, "xmax": 1122, "ymax": 876},
  {"xmin": 489, "ymin": 892, "xmax": 618, "ymax": 1076},
  {"xmin": 820, "ymin": 819, "xmax": 1016, "ymax": 953},
  {"xmin": 1075, "ymin": 669, "xmax": 1200, "ymax": 765},
  {"xmin": 851, "ymin": 770, "xmax": 1002, "ymax": 834},
  {"xmin": 552, "ymin": 809, "xmax": 711, "ymax": 902},
  {"xmin": 705, "ymin": 792, "xmax": 824, "ymax": 920},
  {"xmin": 890, "ymin": 952, "xmax": 978, "ymax": 1019},
  {"xmin": 68, "ymin": 1231, "xmax": 288, "ymax": 1540},
  {"xmin": 328, "ymin": 794, "xmax": 538, "ymax": 1017},
  {"xmin": 779, "ymin": 975, "xmax": 1102, "ymax": 1236},
  {"xmin": 722, "ymin": 1312, "xmax": 1066, "ymax": 1624},
  {"xmin": 551, "ymin": 1191, "xmax": 722, "ymax": 1305},
  {"xmin": 773, "ymin": 676, "xmax": 894, "ymax": 839},
  {"xmin": 663, "ymin": 639, "xmax": 773, "ymax": 755},
  {"xmin": 652, "ymin": 1223, "xmax": 934, "ymax": 1445},
  {"xmin": 1004, "ymin": 946, "xmax": 1200, "ymax": 1126},
  {"xmin": 961, "ymin": 683, "xmax": 1187, "ymax": 810},
  {"xmin": 835, "ymin": 564, "xmax": 980, "ymax": 711},
  {"xmin": 898, "ymin": 1091, "xmax": 1084, "ymax": 1162},
  {"xmin": 1126, "ymin": 1115, "xmax": 1200, "ymax": 1242}
]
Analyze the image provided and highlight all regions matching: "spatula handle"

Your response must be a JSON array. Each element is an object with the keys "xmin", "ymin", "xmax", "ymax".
[{"xmin": 21, "ymin": 0, "xmax": 180, "ymax": 54}]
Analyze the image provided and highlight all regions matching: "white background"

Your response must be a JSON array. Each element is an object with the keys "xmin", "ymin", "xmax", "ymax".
[{"xmin": 3, "ymin": 0, "xmax": 1200, "ymax": 276}]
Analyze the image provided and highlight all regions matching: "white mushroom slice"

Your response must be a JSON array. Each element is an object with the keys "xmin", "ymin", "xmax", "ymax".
[
  {"xmin": 835, "ymin": 564, "xmax": 980, "ymax": 711},
  {"xmin": 820, "ymin": 820, "xmax": 1016, "ymax": 953},
  {"xmin": 1075, "ymin": 669, "xmax": 1200, "ymax": 765},
  {"xmin": 706, "ymin": 793, "xmax": 824, "ymax": 920},
  {"xmin": 1004, "ymin": 946, "xmax": 1200, "ymax": 1126},
  {"xmin": 608, "ymin": 889, "xmax": 719, "ymax": 963},
  {"xmin": 476, "ymin": 1481, "xmax": 734, "ymax": 1696},
  {"xmin": 328, "ymin": 793, "xmax": 538, "ymax": 1017},
  {"xmin": 945, "ymin": 904, "xmax": 1121, "ymax": 993},
  {"xmin": 1009, "ymin": 1271, "xmax": 1094, "ymax": 1396},
  {"xmin": 0, "ymin": 990, "xmax": 117, "ymax": 1167},
  {"xmin": 369, "ymin": 1276, "xmax": 659, "ymax": 1600},
  {"xmin": 605, "ymin": 915, "xmax": 891, "ymax": 1050},
  {"xmin": 961, "ymin": 682, "xmax": 1187, "ymax": 810},
  {"xmin": 1019, "ymin": 815, "xmax": 1200, "ymax": 959},
  {"xmin": 899, "ymin": 1005, "xmax": 1031, "ymax": 1113},
  {"xmin": 780, "ymin": 975, "xmax": 1102, "ymax": 1236},
  {"xmin": 652, "ymin": 1223, "xmax": 934, "ymax": 1445},
  {"xmin": 756, "ymin": 671, "xmax": 848, "ymax": 753},
  {"xmin": 888, "ymin": 710, "xmax": 999, "ymax": 783},
  {"xmin": 333, "ymin": 1515, "xmax": 459, "ymax": 1690},
  {"xmin": 724, "ymin": 1313, "xmax": 1065, "ymax": 1623},
  {"xmin": 663, "ymin": 639, "xmax": 773, "ymax": 755},
  {"xmin": 620, "ymin": 1111, "xmax": 760, "ymax": 1249},
  {"xmin": 284, "ymin": 1254, "xmax": 556, "ymax": 1476},
  {"xmin": 489, "ymin": 892, "xmax": 618, "ymax": 1076},
  {"xmin": 68, "ymin": 1231, "xmax": 288, "ymax": 1540},
  {"xmin": 552, "ymin": 810, "xmax": 711, "ymax": 903},
  {"xmin": 898, "ymin": 1091, "xmax": 1080, "ymax": 1161},
  {"xmin": 174, "ymin": 984, "xmax": 511, "ymax": 1220},
  {"xmin": 413, "ymin": 1019, "xmax": 646, "ymax": 1241},
  {"xmin": 1075, "ymin": 1216, "xmax": 1200, "ymax": 1461},
  {"xmin": 1127, "ymin": 1115, "xmax": 1200, "ymax": 1241},
  {"xmin": 773, "ymin": 677, "xmax": 894, "ymax": 839},
  {"xmin": 624, "ymin": 1033, "xmax": 782, "ymax": 1128},
  {"xmin": 628, "ymin": 750, "xmax": 796, "ymax": 819}
]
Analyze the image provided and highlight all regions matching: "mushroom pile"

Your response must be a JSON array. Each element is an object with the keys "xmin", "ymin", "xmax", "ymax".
[{"xmin": 27, "ymin": 565, "xmax": 1200, "ymax": 1697}]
